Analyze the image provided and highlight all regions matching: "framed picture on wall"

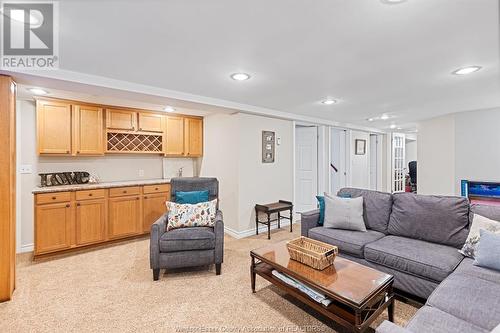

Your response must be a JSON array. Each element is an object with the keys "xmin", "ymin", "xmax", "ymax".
[
  {"xmin": 262, "ymin": 130, "xmax": 275, "ymax": 163},
  {"xmin": 355, "ymin": 139, "xmax": 366, "ymax": 155}
]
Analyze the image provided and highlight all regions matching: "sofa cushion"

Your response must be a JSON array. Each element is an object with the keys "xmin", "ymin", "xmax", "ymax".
[
  {"xmin": 427, "ymin": 273, "xmax": 500, "ymax": 331},
  {"xmin": 338, "ymin": 188, "xmax": 393, "ymax": 233},
  {"xmin": 454, "ymin": 258, "xmax": 500, "ymax": 284},
  {"xmin": 364, "ymin": 236, "xmax": 464, "ymax": 282},
  {"xmin": 406, "ymin": 306, "xmax": 488, "ymax": 333},
  {"xmin": 388, "ymin": 193, "xmax": 469, "ymax": 248},
  {"xmin": 323, "ymin": 194, "xmax": 367, "ymax": 231},
  {"xmin": 471, "ymin": 203, "xmax": 500, "ymax": 222},
  {"xmin": 308, "ymin": 227, "xmax": 384, "ymax": 258},
  {"xmin": 159, "ymin": 227, "xmax": 215, "ymax": 253}
]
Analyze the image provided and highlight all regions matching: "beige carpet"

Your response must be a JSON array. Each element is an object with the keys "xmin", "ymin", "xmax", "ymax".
[{"xmin": 1, "ymin": 225, "xmax": 418, "ymax": 333}]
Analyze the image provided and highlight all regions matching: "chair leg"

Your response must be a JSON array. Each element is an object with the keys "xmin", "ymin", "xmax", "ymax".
[
  {"xmin": 153, "ymin": 268, "xmax": 160, "ymax": 281},
  {"xmin": 216, "ymin": 263, "xmax": 221, "ymax": 275}
]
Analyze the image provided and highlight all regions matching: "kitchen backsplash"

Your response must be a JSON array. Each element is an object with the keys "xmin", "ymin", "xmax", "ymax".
[{"xmin": 162, "ymin": 158, "xmax": 198, "ymax": 179}]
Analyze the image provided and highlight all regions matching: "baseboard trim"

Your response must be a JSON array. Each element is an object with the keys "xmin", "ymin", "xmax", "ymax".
[
  {"xmin": 19, "ymin": 243, "xmax": 34, "ymax": 253},
  {"xmin": 224, "ymin": 220, "xmax": 299, "ymax": 239}
]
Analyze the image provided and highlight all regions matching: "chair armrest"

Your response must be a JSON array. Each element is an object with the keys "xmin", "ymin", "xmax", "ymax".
[
  {"xmin": 376, "ymin": 321, "xmax": 413, "ymax": 333},
  {"xmin": 150, "ymin": 213, "xmax": 167, "ymax": 269},
  {"xmin": 214, "ymin": 210, "xmax": 224, "ymax": 264},
  {"xmin": 300, "ymin": 209, "xmax": 320, "ymax": 237}
]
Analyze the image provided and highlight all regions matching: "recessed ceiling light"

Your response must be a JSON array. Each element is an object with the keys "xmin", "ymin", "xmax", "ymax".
[
  {"xmin": 397, "ymin": 127, "xmax": 402, "ymax": 130},
  {"xmin": 28, "ymin": 88, "xmax": 48, "ymax": 95},
  {"xmin": 230, "ymin": 73, "xmax": 251, "ymax": 81},
  {"xmin": 452, "ymin": 66, "xmax": 482, "ymax": 75},
  {"xmin": 367, "ymin": 118, "xmax": 375, "ymax": 122},
  {"xmin": 390, "ymin": 124, "xmax": 397, "ymax": 129},
  {"xmin": 380, "ymin": 114, "xmax": 389, "ymax": 120},
  {"xmin": 163, "ymin": 106, "xmax": 175, "ymax": 112},
  {"xmin": 321, "ymin": 99, "xmax": 337, "ymax": 105},
  {"xmin": 381, "ymin": 0, "xmax": 407, "ymax": 4}
]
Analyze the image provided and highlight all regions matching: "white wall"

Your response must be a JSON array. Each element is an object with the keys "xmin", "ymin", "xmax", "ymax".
[
  {"xmin": 349, "ymin": 130, "xmax": 370, "ymax": 189},
  {"xmin": 200, "ymin": 112, "xmax": 294, "ymax": 236},
  {"xmin": 237, "ymin": 113, "xmax": 294, "ymax": 233},
  {"xmin": 417, "ymin": 114, "xmax": 456, "ymax": 195},
  {"xmin": 199, "ymin": 113, "xmax": 239, "ymax": 232},
  {"xmin": 454, "ymin": 108, "xmax": 500, "ymax": 193},
  {"xmin": 405, "ymin": 140, "xmax": 417, "ymax": 167}
]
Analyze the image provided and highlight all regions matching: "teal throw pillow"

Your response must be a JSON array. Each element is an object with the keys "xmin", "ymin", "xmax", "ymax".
[{"xmin": 175, "ymin": 190, "xmax": 209, "ymax": 204}]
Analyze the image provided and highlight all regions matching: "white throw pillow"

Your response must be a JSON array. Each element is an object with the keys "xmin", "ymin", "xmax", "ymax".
[
  {"xmin": 459, "ymin": 214, "xmax": 500, "ymax": 258},
  {"xmin": 323, "ymin": 193, "xmax": 366, "ymax": 232},
  {"xmin": 166, "ymin": 199, "xmax": 218, "ymax": 231}
]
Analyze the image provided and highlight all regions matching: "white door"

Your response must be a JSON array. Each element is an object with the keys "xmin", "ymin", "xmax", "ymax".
[
  {"xmin": 295, "ymin": 126, "xmax": 318, "ymax": 213},
  {"xmin": 369, "ymin": 134, "xmax": 378, "ymax": 190},
  {"xmin": 330, "ymin": 128, "xmax": 347, "ymax": 195},
  {"xmin": 392, "ymin": 133, "xmax": 406, "ymax": 193}
]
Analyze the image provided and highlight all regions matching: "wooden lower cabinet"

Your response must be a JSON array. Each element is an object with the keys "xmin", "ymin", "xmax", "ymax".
[
  {"xmin": 34, "ymin": 184, "xmax": 171, "ymax": 257},
  {"xmin": 75, "ymin": 199, "xmax": 106, "ymax": 246},
  {"xmin": 35, "ymin": 202, "xmax": 72, "ymax": 255},
  {"xmin": 108, "ymin": 195, "xmax": 141, "ymax": 239},
  {"xmin": 143, "ymin": 193, "xmax": 169, "ymax": 232}
]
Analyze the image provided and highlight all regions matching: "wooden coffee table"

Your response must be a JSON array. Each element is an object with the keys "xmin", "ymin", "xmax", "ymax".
[{"xmin": 250, "ymin": 240, "xmax": 394, "ymax": 333}]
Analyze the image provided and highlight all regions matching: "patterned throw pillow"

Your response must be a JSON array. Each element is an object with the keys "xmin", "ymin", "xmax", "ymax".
[
  {"xmin": 166, "ymin": 199, "xmax": 217, "ymax": 231},
  {"xmin": 459, "ymin": 214, "xmax": 500, "ymax": 258}
]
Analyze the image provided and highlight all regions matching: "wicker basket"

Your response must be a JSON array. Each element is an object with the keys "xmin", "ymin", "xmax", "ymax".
[{"xmin": 286, "ymin": 236, "xmax": 338, "ymax": 270}]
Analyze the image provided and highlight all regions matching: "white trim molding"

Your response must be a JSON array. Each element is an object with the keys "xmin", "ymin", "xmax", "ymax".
[{"xmin": 19, "ymin": 243, "xmax": 34, "ymax": 253}]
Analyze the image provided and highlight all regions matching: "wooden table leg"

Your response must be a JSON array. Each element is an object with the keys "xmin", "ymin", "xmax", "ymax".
[
  {"xmin": 388, "ymin": 286, "xmax": 395, "ymax": 322},
  {"xmin": 278, "ymin": 212, "xmax": 281, "ymax": 229},
  {"xmin": 251, "ymin": 256, "xmax": 256, "ymax": 293},
  {"xmin": 289, "ymin": 208, "xmax": 293, "ymax": 232},
  {"xmin": 267, "ymin": 213, "xmax": 271, "ymax": 240},
  {"xmin": 255, "ymin": 211, "xmax": 259, "ymax": 235}
]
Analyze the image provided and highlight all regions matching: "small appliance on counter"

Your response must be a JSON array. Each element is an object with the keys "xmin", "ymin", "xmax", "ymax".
[{"xmin": 39, "ymin": 171, "xmax": 91, "ymax": 187}]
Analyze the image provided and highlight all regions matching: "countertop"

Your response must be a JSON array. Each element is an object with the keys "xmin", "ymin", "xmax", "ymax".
[{"xmin": 32, "ymin": 178, "xmax": 171, "ymax": 194}]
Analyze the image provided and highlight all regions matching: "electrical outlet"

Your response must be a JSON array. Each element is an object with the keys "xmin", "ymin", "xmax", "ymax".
[
  {"xmin": 138, "ymin": 169, "xmax": 145, "ymax": 177},
  {"xmin": 19, "ymin": 165, "xmax": 32, "ymax": 174}
]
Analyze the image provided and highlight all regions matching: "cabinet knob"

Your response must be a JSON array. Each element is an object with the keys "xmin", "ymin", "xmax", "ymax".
[
  {"xmin": 52, "ymin": 196, "xmax": 56, "ymax": 200},
  {"xmin": 136, "ymin": 197, "xmax": 140, "ymax": 200},
  {"xmin": 123, "ymin": 190, "xmax": 127, "ymax": 193},
  {"xmin": 155, "ymin": 187, "xmax": 158, "ymax": 190},
  {"xmin": 66, "ymin": 204, "xmax": 70, "ymax": 208},
  {"xmin": 139, "ymin": 127, "xmax": 142, "ymax": 131},
  {"xmin": 66, "ymin": 150, "xmax": 70, "ymax": 154},
  {"xmin": 77, "ymin": 151, "xmax": 80, "ymax": 154},
  {"xmin": 144, "ymin": 196, "xmax": 148, "ymax": 199},
  {"xmin": 77, "ymin": 203, "xmax": 81, "ymax": 206},
  {"xmin": 88, "ymin": 193, "xmax": 92, "ymax": 196}
]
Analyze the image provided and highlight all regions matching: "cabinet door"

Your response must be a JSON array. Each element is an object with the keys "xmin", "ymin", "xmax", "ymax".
[
  {"xmin": 164, "ymin": 116, "xmax": 184, "ymax": 156},
  {"xmin": 184, "ymin": 117, "xmax": 203, "ymax": 157},
  {"xmin": 73, "ymin": 105, "xmax": 104, "ymax": 155},
  {"xmin": 37, "ymin": 100, "xmax": 72, "ymax": 155},
  {"xmin": 143, "ymin": 193, "xmax": 169, "ymax": 233},
  {"xmin": 75, "ymin": 199, "xmax": 106, "ymax": 246},
  {"xmin": 35, "ymin": 202, "xmax": 72, "ymax": 254},
  {"xmin": 108, "ymin": 196, "xmax": 141, "ymax": 239},
  {"xmin": 106, "ymin": 109, "xmax": 137, "ymax": 131},
  {"xmin": 138, "ymin": 113, "xmax": 163, "ymax": 132}
]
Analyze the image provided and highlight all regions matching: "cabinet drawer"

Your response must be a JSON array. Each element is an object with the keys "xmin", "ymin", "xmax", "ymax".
[
  {"xmin": 36, "ymin": 192, "xmax": 71, "ymax": 205},
  {"xmin": 75, "ymin": 189, "xmax": 105, "ymax": 201},
  {"xmin": 109, "ymin": 186, "xmax": 141, "ymax": 197},
  {"xmin": 143, "ymin": 184, "xmax": 170, "ymax": 194}
]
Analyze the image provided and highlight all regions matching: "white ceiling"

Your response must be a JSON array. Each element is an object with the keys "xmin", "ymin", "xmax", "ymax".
[{"xmin": 4, "ymin": 0, "xmax": 500, "ymax": 130}]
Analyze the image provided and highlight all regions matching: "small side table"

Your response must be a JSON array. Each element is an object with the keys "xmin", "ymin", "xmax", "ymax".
[{"xmin": 255, "ymin": 200, "xmax": 293, "ymax": 240}]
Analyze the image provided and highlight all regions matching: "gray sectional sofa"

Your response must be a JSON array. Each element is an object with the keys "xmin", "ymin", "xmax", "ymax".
[{"xmin": 300, "ymin": 188, "xmax": 500, "ymax": 333}]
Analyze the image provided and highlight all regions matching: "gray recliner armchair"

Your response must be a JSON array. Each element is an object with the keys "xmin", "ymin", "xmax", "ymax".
[{"xmin": 150, "ymin": 177, "xmax": 224, "ymax": 280}]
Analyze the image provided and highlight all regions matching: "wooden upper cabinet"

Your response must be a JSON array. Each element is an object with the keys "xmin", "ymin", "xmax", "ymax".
[
  {"xmin": 164, "ymin": 116, "xmax": 185, "ymax": 156},
  {"xmin": 184, "ymin": 117, "xmax": 203, "ymax": 157},
  {"xmin": 73, "ymin": 105, "xmax": 104, "ymax": 155},
  {"xmin": 37, "ymin": 100, "xmax": 72, "ymax": 155},
  {"xmin": 106, "ymin": 109, "xmax": 137, "ymax": 131},
  {"xmin": 138, "ymin": 113, "xmax": 163, "ymax": 132}
]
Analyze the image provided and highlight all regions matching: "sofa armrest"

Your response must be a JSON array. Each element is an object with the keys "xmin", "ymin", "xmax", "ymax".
[
  {"xmin": 150, "ymin": 213, "xmax": 167, "ymax": 269},
  {"xmin": 300, "ymin": 209, "xmax": 320, "ymax": 237},
  {"xmin": 376, "ymin": 321, "xmax": 412, "ymax": 333},
  {"xmin": 214, "ymin": 210, "xmax": 224, "ymax": 264}
]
